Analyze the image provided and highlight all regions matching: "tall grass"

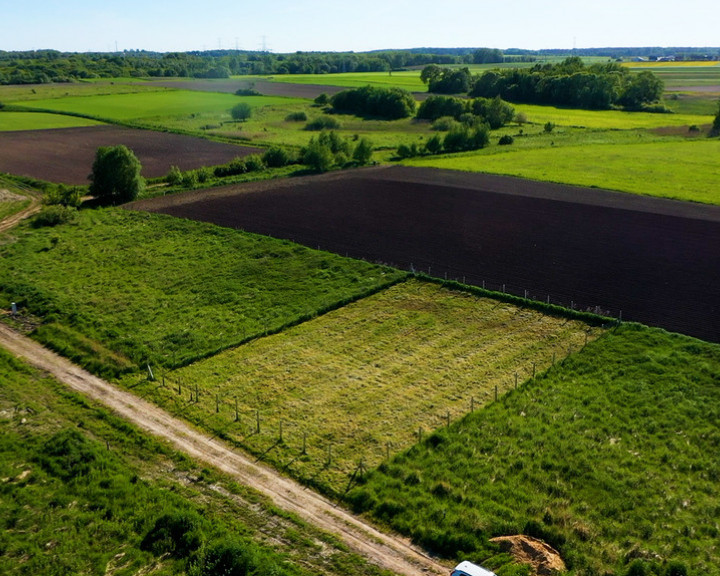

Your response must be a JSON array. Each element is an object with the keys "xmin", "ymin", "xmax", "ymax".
[{"xmin": 348, "ymin": 323, "xmax": 720, "ymax": 575}]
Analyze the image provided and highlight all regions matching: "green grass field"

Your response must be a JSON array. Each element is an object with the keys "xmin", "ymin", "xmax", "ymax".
[
  {"xmin": 0, "ymin": 209, "xmax": 405, "ymax": 374},
  {"xmin": 13, "ymin": 90, "xmax": 298, "ymax": 123},
  {"xmin": 405, "ymin": 138, "xmax": 720, "ymax": 204},
  {"xmin": 129, "ymin": 280, "xmax": 599, "ymax": 495},
  {"xmin": 244, "ymin": 71, "xmax": 427, "ymax": 92},
  {"xmin": 0, "ymin": 110, "xmax": 104, "ymax": 131},
  {"xmin": 0, "ymin": 347, "xmax": 390, "ymax": 576},
  {"xmin": 348, "ymin": 323, "xmax": 720, "ymax": 575}
]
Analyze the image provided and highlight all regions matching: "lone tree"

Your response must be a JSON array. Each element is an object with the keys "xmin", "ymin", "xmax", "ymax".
[
  {"xmin": 89, "ymin": 145, "xmax": 144, "ymax": 204},
  {"xmin": 230, "ymin": 102, "xmax": 252, "ymax": 121}
]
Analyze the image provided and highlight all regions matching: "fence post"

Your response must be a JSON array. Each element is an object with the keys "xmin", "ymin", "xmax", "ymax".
[
  {"xmin": 302, "ymin": 432, "xmax": 307, "ymax": 455},
  {"xmin": 256, "ymin": 410, "xmax": 261, "ymax": 434},
  {"xmin": 234, "ymin": 397, "xmax": 239, "ymax": 422}
]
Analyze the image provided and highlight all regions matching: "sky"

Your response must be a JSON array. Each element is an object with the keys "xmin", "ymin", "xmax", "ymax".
[{"xmin": 2, "ymin": 0, "xmax": 718, "ymax": 54}]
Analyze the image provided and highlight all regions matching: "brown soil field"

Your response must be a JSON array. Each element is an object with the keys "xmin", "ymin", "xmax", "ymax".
[
  {"xmin": 0, "ymin": 125, "xmax": 261, "ymax": 185},
  {"xmin": 130, "ymin": 166, "xmax": 720, "ymax": 343}
]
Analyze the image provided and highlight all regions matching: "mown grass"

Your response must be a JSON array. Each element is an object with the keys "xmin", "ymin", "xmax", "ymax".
[
  {"xmin": 0, "ymin": 80, "xmax": 172, "ymax": 103},
  {"xmin": 0, "ymin": 208, "xmax": 405, "ymax": 374},
  {"xmin": 347, "ymin": 323, "xmax": 720, "ymax": 575},
  {"xmin": 0, "ymin": 347, "xmax": 392, "ymax": 576},
  {"xmin": 404, "ymin": 138, "xmax": 720, "ymax": 204},
  {"xmin": 0, "ymin": 111, "xmax": 104, "ymax": 131},
  {"xmin": 129, "ymin": 279, "xmax": 600, "ymax": 495}
]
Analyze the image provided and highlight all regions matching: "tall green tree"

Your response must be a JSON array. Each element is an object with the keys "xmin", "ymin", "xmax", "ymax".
[{"xmin": 88, "ymin": 145, "xmax": 144, "ymax": 204}]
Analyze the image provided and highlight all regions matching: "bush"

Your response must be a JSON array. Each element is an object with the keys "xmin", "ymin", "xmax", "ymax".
[
  {"xmin": 431, "ymin": 116, "xmax": 459, "ymax": 131},
  {"xmin": 43, "ymin": 184, "xmax": 82, "ymax": 207},
  {"xmin": 397, "ymin": 142, "xmax": 419, "ymax": 159},
  {"xmin": 544, "ymin": 121, "xmax": 555, "ymax": 133},
  {"xmin": 314, "ymin": 93, "xmax": 330, "ymax": 106},
  {"xmin": 37, "ymin": 429, "xmax": 100, "ymax": 480},
  {"xmin": 424, "ymin": 134, "xmax": 443, "ymax": 155},
  {"xmin": 417, "ymin": 95, "xmax": 466, "ymax": 121},
  {"xmin": 302, "ymin": 138, "xmax": 334, "ymax": 172},
  {"xmin": 32, "ymin": 205, "xmax": 76, "ymax": 228},
  {"xmin": 285, "ymin": 111, "xmax": 308, "ymax": 122},
  {"xmin": 243, "ymin": 154, "xmax": 266, "ymax": 172},
  {"xmin": 166, "ymin": 165, "xmax": 183, "ymax": 186},
  {"xmin": 214, "ymin": 158, "xmax": 247, "ymax": 178},
  {"xmin": 352, "ymin": 137, "xmax": 373, "ymax": 165},
  {"xmin": 230, "ymin": 102, "xmax": 252, "ymax": 122},
  {"xmin": 262, "ymin": 146, "xmax": 292, "ymax": 168},
  {"xmin": 498, "ymin": 134, "xmax": 514, "ymax": 145},
  {"xmin": 305, "ymin": 116, "xmax": 341, "ymax": 131},
  {"xmin": 141, "ymin": 511, "xmax": 204, "ymax": 559},
  {"xmin": 234, "ymin": 88, "xmax": 259, "ymax": 96}
]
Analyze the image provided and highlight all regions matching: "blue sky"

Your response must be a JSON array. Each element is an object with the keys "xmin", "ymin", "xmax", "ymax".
[{"xmin": 2, "ymin": 0, "xmax": 717, "ymax": 53}]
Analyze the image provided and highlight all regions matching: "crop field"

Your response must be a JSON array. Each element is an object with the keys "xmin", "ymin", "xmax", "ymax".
[
  {"xmin": 625, "ymin": 61, "xmax": 720, "ymax": 87},
  {"xmin": 0, "ymin": 125, "xmax": 261, "ymax": 184},
  {"xmin": 129, "ymin": 279, "xmax": 599, "ymax": 493},
  {"xmin": 348, "ymin": 324, "xmax": 720, "ymax": 575},
  {"xmin": 0, "ymin": 111, "xmax": 104, "ymax": 131},
  {"xmin": 0, "ymin": 348, "xmax": 388, "ymax": 576},
  {"xmin": 135, "ymin": 166, "xmax": 720, "ymax": 343},
  {"xmin": 405, "ymin": 138, "xmax": 720, "ymax": 204},
  {"xmin": 0, "ymin": 209, "xmax": 405, "ymax": 374}
]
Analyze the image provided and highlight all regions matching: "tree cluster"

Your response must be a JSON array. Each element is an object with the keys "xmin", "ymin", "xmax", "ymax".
[
  {"xmin": 466, "ymin": 57, "xmax": 664, "ymax": 110},
  {"xmin": 330, "ymin": 86, "xmax": 416, "ymax": 119},
  {"xmin": 417, "ymin": 95, "xmax": 515, "ymax": 129},
  {"xmin": 301, "ymin": 131, "xmax": 373, "ymax": 172},
  {"xmin": 397, "ymin": 124, "xmax": 490, "ymax": 159},
  {"xmin": 420, "ymin": 66, "xmax": 473, "ymax": 94},
  {"xmin": 88, "ymin": 145, "xmax": 144, "ymax": 204}
]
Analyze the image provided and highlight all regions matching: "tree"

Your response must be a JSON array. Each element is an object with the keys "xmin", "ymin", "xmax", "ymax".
[
  {"xmin": 302, "ymin": 137, "xmax": 335, "ymax": 172},
  {"xmin": 231, "ymin": 102, "xmax": 252, "ymax": 121},
  {"xmin": 618, "ymin": 71, "xmax": 664, "ymax": 109},
  {"xmin": 352, "ymin": 138, "xmax": 373, "ymax": 165},
  {"xmin": 89, "ymin": 145, "xmax": 144, "ymax": 204},
  {"xmin": 710, "ymin": 99, "xmax": 720, "ymax": 137}
]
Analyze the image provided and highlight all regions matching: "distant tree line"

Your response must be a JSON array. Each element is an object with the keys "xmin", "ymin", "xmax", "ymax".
[
  {"xmin": 423, "ymin": 57, "xmax": 665, "ymax": 110},
  {"xmin": 1, "ymin": 47, "xmax": 718, "ymax": 85}
]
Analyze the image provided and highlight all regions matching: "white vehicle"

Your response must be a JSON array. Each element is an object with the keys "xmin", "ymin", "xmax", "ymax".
[{"xmin": 451, "ymin": 561, "xmax": 497, "ymax": 576}]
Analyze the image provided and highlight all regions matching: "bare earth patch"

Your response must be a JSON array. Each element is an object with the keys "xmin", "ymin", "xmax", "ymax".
[
  {"xmin": 130, "ymin": 165, "xmax": 720, "ymax": 343},
  {"xmin": 490, "ymin": 535, "xmax": 566, "ymax": 575},
  {"xmin": 0, "ymin": 125, "xmax": 262, "ymax": 185}
]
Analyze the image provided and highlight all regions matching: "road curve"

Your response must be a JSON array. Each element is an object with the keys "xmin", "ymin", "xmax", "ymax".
[{"xmin": 0, "ymin": 323, "xmax": 447, "ymax": 576}]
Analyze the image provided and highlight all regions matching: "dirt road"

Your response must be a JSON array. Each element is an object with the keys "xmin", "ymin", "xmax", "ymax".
[
  {"xmin": 0, "ymin": 323, "xmax": 447, "ymax": 576},
  {"xmin": 0, "ymin": 186, "xmax": 41, "ymax": 233}
]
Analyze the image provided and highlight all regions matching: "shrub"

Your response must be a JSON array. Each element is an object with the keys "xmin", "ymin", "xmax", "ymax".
[
  {"xmin": 424, "ymin": 134, "xmax": 443, "ymax": 155},
  {"xmin": 43, "ymin": 184, "xmax": 82, "ymax": 207},
  {"xmin": 262, "ymin": 146, "xmax": 292, "ymax": 168},
  {"xmin": 141, "ymin": 511, "xmax": 204, "ymax": 559},
  {"xmin": 234, "ymin": 87, "xmax": 259, "ymax": 96},
  {"xmin": 301, "ymin": 138, "xmax": 334, "ymax": 172},
  {"xmin": 431, "ymin": 116, "xmax": 459, "ymax": 131},
  {"xmin": 417, "ymin": 95, "xmax": 465, "ymax": 121},
  {"xmin": 166, "ymin": 165, "xmax": 183, "ymax": 186},
  {"xmin": 498, "ymin": 134, "xmax": 514, "ymax": 145},
  {"xmin": 305, "ymin": 116, "xmax": 341, "ymax": 131},
  {"xmin": 285, "ymin": 111, "xmax": 308, "ymax": 122},
  {"xmin": 243, "ymin": 154, "xmax": 266, "ymax": 172},
  {"xmin": 181, "ymin": 170, "xmax": 199, "ymax": 188},
  {"xmin": 314, "ymin": 93, "xmax": 330, "ymax": 106},
  {"xmin": 214, "ymin": 158, "xmax": 247, "ymax": 178},
  {"xmin": 352, "ymin": 137, "xmax": 373, "ymax": 165},
  {"xmin": 37, "ymin": 429, "xmax": 100, "ymax": 480},
  {"xmin": 196, "ymin": 166, "xmax": 213, "ymax": 183},
  {"xmin": 544, "ymin": 121, "xmax": 556, "ymax": 133},
  {"xmin": 397, "ymin": 143, "xmax": 419, "ymax": 159},
  {"xmin": 32, "ymin": 205, "xmax": 76, "ymax": 227}
]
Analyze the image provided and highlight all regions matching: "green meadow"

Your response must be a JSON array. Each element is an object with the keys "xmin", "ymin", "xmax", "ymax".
[
  {"xmin": 130, "ymin": 279, "xmax": 599, "ymax": 494},
  {"xmin": 0, "ymin": 111, "xmax": 103, "ymax": 131},
  {"xmin": 349, "ymin": 323, "xmax": 720, "ymax": 575},
  {"xmin": 405, "ymin": 138, "xmax": 720, "ymax": 204},
  {"xmin": 0, "ymin": 209, "xmax": 405, "ymax": 374},
  {"xmin": 14, "ymin": 90, "xmax": 297, "ymax": 123},
  {"xmin": 245, "ymin": 71, "xmax": 427, "ymax": 91},
  {"xmin": 0, "ymin": 347, "xmax": 390, "ymax": 576}
]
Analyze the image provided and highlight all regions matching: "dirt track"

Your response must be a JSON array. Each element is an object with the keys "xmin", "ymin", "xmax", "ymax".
[
  {"xmin": 130, "ymin": 165, "xmax": 720, "ymax": 343},
  {"xmin": 0, "ymin": 322, "xmax": 446, "ymax": 576}
]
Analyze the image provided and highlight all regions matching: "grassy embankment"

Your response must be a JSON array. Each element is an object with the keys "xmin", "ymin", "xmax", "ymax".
[
  {"xmin": 347, "ymin": 323, "xmax": 720, "ymax": 576},
  {"xmin": 0, "ymin": 209, "xmax": 405, "ymax": 376},
  {"xmin": 127, "ymin": 279, "xmax": 601, "ymax": 494},
  {"xmin": 0, "ymin": 347, "xmax": 393, "ymax": 576}
]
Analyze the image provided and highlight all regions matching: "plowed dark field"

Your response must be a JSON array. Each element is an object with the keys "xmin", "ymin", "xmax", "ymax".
[
  {"xmin": 130, "ymin": 166, "xmax": 720, "ymax": 342},
  {"xmin": 0, "ymin": 125, "xmax": 261, "ymax": 185}
]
